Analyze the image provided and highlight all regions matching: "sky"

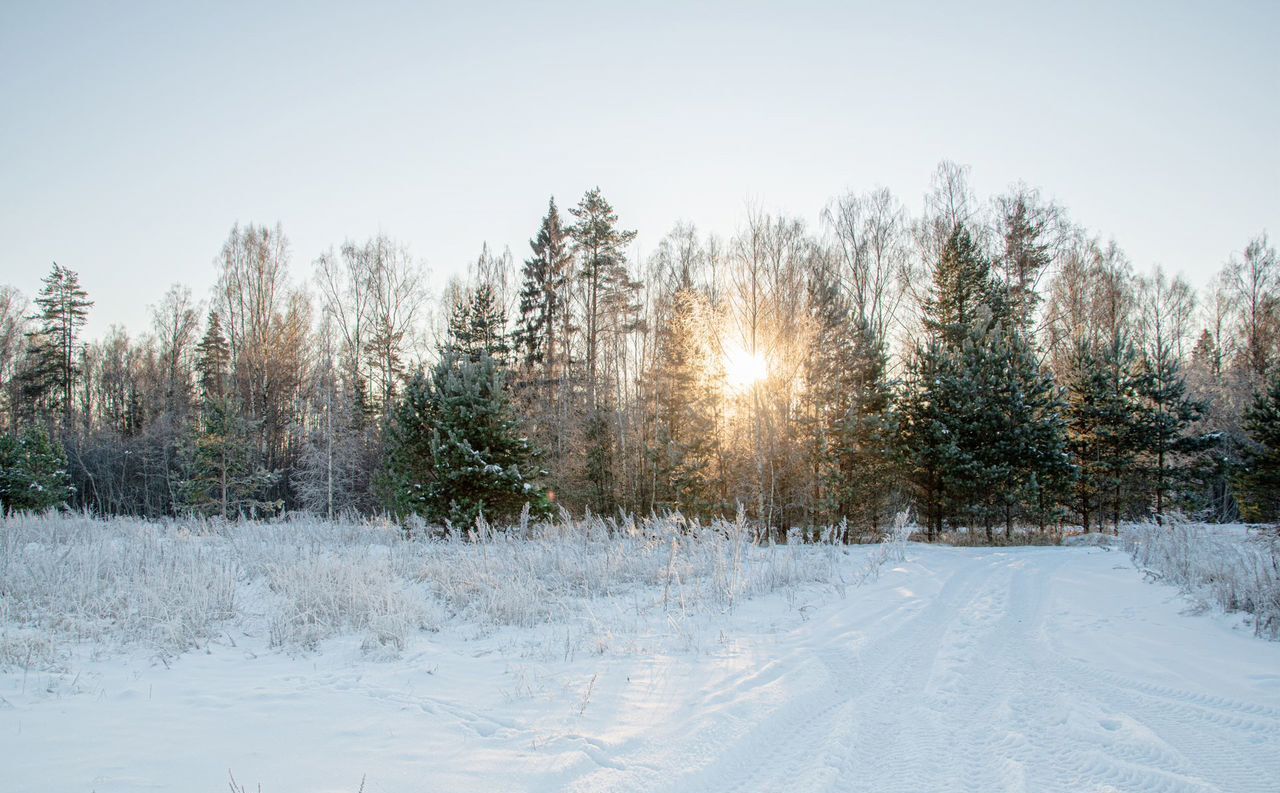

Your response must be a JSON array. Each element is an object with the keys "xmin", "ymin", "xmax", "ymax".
[{"xmin": 1, "ymin": 0, "xmax": 1276, "ymax": 340}]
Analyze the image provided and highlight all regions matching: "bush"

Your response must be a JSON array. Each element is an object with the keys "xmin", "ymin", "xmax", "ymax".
[{"xmin": 1123, "ymin": 519, "xmax": 1280, "ymax": 639}]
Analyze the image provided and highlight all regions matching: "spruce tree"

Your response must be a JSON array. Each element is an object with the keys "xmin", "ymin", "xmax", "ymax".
[
  {"xmin": 804, "ymin": 263, "xmax": 895, "ymax": 537},
  {"xmin": 514, "ymin": 197, "xmax": 573, "ymax": 372},
  {"xmin": 195, "ymin": 310, "xmax": 230, "ymax": 403},
  {"xmin": 978, "ymin": 325, "xmax": 1073, "ymax": 537},
  {"xmin": 382, "ymin": 288, "xmax": 548, "ymax": 527},
  {"xmin": 444, "ymin": 284, "xmax": 510, "ymax": 367}
]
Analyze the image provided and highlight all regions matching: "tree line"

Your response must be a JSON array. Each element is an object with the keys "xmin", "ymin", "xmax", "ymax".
[{"xmin": 1, "ymin": 162, "xmax": 1277, "ymax": 537}]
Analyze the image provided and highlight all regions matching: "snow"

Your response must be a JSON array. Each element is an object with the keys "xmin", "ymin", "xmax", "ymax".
[{"xmin": 2, "ymin": 518, "xmax": 1279, "ymax": 792}]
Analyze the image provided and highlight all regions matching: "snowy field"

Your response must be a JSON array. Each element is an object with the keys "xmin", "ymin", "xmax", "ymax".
[{"xmin": 2, "ymin": 515, "xmax": 1279, "ymax": 793}]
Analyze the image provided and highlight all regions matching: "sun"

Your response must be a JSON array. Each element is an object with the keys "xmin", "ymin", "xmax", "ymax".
[{"xmin": 724, "ymin": 344, "xmax": 768, "ymax": 392}]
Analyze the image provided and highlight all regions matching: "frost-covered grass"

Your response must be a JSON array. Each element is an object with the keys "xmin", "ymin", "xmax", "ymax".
[
  {"xmin": 1123, "ymin": 518, "xmax": 1280, "ymax": 639},
  {"xmin": 0, "ymin": 510, "xmax": 908, "ymax": 670}
]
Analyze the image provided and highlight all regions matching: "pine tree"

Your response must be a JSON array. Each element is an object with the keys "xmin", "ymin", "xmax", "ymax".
[
  {"xmin": 1064, "ymin": 338, "xmax": 1145, "ymax": 531},
  {"xmin": 897, "ymin": 339, "xmax": 966, "ymax": 540},
  {"xmin": 925, "ymin": 225, "xmax": 1004, "ymax": 346},
  {"xmin": 978, "ymin": 325, "xmax": 1073, "ymax": 537},
  {"xmin": 182, "ymin": 398, "xmax": 280, "ymax": 519},
  {"xmin": 1136, "ymin": 346, "xmax": 1209, "ymax": 523},
  {"xmin": 380, "ymin": 353, "xmax": 548, "ymax": 527},
  {"xmin": 1236, "ymin": 377, "xmax": 1280, "ymax": 522},
  {"xmin": 27, "ymin": 263, "xmax": 93, "ymax": 427},
  {"xmin": 999, "ymin": 193, "xmax": 1053, "ymax": 335},
  {"xmin": 444, "ymin": 284, "xmax": 510, "ymax": 367},
  {"xmin": 568, "ymin": 188, "xmax": 639, "ymax": 512},
  {"xmin": 0, "ymin": 423, "xmax": 73, "ymax": 513},
  {"xmin": 569, "ymin": 187, "xmax": 639, "ymax": 408}
]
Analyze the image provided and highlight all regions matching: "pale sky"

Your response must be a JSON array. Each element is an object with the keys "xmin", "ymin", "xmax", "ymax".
[{"xmin": 1, "ymin": 0, "xmax": 1276, "ymax": 340}]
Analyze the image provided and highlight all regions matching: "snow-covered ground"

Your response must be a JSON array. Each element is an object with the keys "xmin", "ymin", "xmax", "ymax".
[{"xmin": 2, "ymin": 517, "xmax": 1278, "ymax": 792}]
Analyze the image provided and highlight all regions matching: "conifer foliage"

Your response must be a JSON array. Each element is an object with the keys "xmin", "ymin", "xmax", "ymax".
[
  {"xmin": 0, "ymin": 423, "xmax": 73, "ymax": 512},
  {"xmin": 1238, "ymin": 377, "xmax": 1280, "ymax": 522},
  {"xmin": 381, "ymin": 290, "xmax": 548, "ymax": 528},
  {"xmin": 1, "ymin": 170, "xmax": 1271, "ymax": 537}
]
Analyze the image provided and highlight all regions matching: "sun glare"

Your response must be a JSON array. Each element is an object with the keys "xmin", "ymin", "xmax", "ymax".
[{"xmin": 724, "ymin": 345, "xmax": 768, "ymax": 392}]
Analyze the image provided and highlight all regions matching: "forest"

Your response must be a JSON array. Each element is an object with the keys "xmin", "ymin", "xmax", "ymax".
[{"xmin": 0, "ymin": 161, "xmax": 1276, "ymax": 540}]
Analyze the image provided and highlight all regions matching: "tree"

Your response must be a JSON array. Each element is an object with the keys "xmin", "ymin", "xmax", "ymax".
[
  {"xmin": 380, "ymin": 352, "xmax": 547, "ymax": 527},
  {"xmin": 27, "ymin": 263, "xmax": 93, "ymax": 427},
  {"xmin": 995, "ymin": 188, "xmax": 1056, "ymax": 336},
  {"xmin": 1136, "ymin": 345, "xmax": 1209, "ymax": 523},
  {"xmin": 0, "ymin": 286, "xmax": 28, "ymax": 432},
  {"xmin": 182, "ymin": 397, "xmax": 280, "ymax": 519},
  {"xmin": 924, "ymin": 225, "xmax": 1004, "ymax": 346},
  {"xmin": 897, "ymin": 339, "xmax": 966, "ymax": 540},
  {"xmin": 293, "ymin": 322, "xmax": 370, "ymax": 518},
  {"xmin": 513, "ymin": 199, "xmax": 580, "ymax": 504},
  {"xmin": 568, "ymin": 188, "xmax": 639, "ymax": 512},
  {"xmin": 977, "ymin": 325, "xmax": 1073, "ymax": 537},
  {"xmin": 0, "ymin": 423, "xmax": 73, "ymax": 512},
  {"xmin": 444, "ymin": 284, "xmax": 510, "ymax": 366},
  {"xmin": 569, "ymin": 187, "xmax": 639, "ymax": 410},
  {"xmin": 1224, "ymin": 233, "xmax": 1277, "ymax": 383},
  {"xmin": 647, "ymin": 278, "xmax": 718, "ymax": 516},
  {"xmin": 514, "ymin": 197, "xmax": 573, "ymax": 373},
  {"xmin": 1236, "ymin": 376, "xmax": 1280, "ymax": 522},
  {"xmin": 1064, "ymin": 338, "xmax": 1145, "ymax": 531},
  {"xmin": 823, "ymin": 319, "xmax": 896, "ymax": 538},
  {"xmin": 196, "ymin": 310, "xmax": 230, "ymax": 403}
]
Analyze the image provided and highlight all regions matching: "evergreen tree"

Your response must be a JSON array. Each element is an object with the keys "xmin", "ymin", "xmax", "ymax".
[
  {"xmin": 999, "ymin": 193, "xmax": 1053, "ymax": 335},
  {"xmin": 1064, "ymin": 338, "xmax": 1145, "ymax": 531},
  {"xmin": 514, "ymin": 197, "xmax": 573, "ymax": 371},
  {"xmin": 0, "ymin": 423, "xmax": 73, "ymax": 512},
  {"xmin": 380, "ymin": 353, "xmax": 548, "ymax": 527},
  {"xmin": 976, "ymin": 325, "xmax": 1073, "ymax": 537},
  {"xmin": 828, "ymin": 320, "xmax": 896, "ymax": 539},
  {"xmin": 897, "ymin": 339, "xmax": 966, "ymax": 540},
  {"xmin": 195, "ymin": 310, "xmax": 230, "ymax": 403},
  {"xmin": 1237, "ymin": 377, "xmax": 1280, "ymax": 522},
  {"xmin": 803, "ymin": 264, "xmax": 896, "ymax": 537},
  {"xmin": 1135, "ymin": 346, "xmax": 1209, "ymax": 522},
  {"xmin": 513, "ymin": 199, "xmax": 580, "ymax": 507},
  {"xmin": 569, "ymin": 187, "xmax": 640, "ymax": 408},
  {"xmin": 182, "ymin": 399, "xmax": 281, "ymax": 519},
  {"xmin": 648, "ymin": 280, "xmax": 718, "ymax": 516},
  {"xmin": 444, "ymin": 284, "xmax": 510, "ymax": 366},
  {"xmin": 568, "ymin": 188, "xmax": 639, "ymax": 512},
  {"xmin": 26, "ymin": 263, "xmax": 93, "ymax": 426},
  {"xmin": 925, "ymin": 224, "xmax": 1004, "ymax": 346}
]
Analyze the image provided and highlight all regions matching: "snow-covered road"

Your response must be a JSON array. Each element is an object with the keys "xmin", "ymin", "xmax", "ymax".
[{"xmin": 4, "ymin": 544, "xmax": 1279, "ymax": 792}]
